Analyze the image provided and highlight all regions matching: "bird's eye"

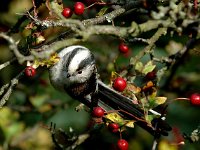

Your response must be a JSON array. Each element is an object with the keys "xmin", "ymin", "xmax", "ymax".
[{"xmin": 77, "ymin": 70, "xmax": 82, "ymax": 74}]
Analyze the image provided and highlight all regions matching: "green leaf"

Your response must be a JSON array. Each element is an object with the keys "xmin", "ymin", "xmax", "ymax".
[
  {"xmin": 135, "ymin": 61, "xmax": 143, "ymax": 72},
  {"xmin": 142, "ymin": 61, "xmax": 156, "ymax": 75},
  {"xmin": 29, "ymin": 95, "xmax": 49, "ymax": 108},
  {"xmin": 148, "ymin": 96, "xmax": 167, "ymax": 108},
  {"xmin": 145, "ymin": 115, "xmax": 154, "ymax": 124},
  {"xmin": 97, "ymin": 7, "xmax": 108, "ymax": 16}
]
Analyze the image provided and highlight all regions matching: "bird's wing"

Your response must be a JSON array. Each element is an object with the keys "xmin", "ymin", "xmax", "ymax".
[{"xmin": 96, "ymin": 80, "xmax": 171, "ymax": 136}]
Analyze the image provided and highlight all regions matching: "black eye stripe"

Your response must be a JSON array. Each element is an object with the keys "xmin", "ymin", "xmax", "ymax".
[
  {"xmin": 77, "ymin": 54, "xmax": 95, "ymax": 72},
  {"xmin": 64, "ymin": 47, "xmax": 84, "ymax": 72}
]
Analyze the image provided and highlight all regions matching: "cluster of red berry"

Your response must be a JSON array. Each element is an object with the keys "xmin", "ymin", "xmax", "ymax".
[
  {"xmin": 92, "ymin": 76, "xmax": 128, "ymax": 149},
  {"xmin": 92, "ymin": 106, "xmax": 129, "ymax": 150},
  {"xmin": 62, "ymin": 2, "xmax": 85, "ymax": 18}
]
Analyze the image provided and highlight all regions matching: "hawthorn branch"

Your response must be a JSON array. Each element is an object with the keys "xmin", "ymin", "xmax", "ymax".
[
  {"xmin": 82, "ymin": 7, "xmax": 126, "ymax": 26},
  {"xmin": 27, "ymin": 12, "xmax": 85, "ymax": 32},
  {"xmin": 0, "ymin": 33, "xmax": 28, "ymax": 64},
  {"xmin": 28, "ymin": 19, "xmax": 173, "ymax": 61},
  {"xmin": 130, "ymin": 27, "xmax": 168, "ymax": 65},
  {"xmin": 0, "ymin": 58, "xmax": 16, "ymax": 70},
  {"xmin": 0, "ymin": 70, "xmax": 25, "ymax": 108},
  {"xmin": 0, "ymin": 79, "xmax": 18, "ymax": 108}
]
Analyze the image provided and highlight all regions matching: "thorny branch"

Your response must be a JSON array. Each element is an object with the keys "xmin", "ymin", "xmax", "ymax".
[
  {"xmin": 0, "ymin": 0, "xmax": 198, "ymax": 111},
  {"xmin": 0, "ymin": 0, "xmax": 199, "ymax": 149}
]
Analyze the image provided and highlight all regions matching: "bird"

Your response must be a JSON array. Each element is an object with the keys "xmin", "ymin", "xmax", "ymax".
[{"xmin": 49, "ymin": 45, "xmax": 171, "ymax": 136}]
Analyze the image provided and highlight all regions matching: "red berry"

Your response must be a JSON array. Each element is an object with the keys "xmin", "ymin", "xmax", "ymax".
[
  {"xmin": 113, "ymin": 77, "xmax": 127, "ymax": 92},
  {"xmin": 190, "ymin": 93, "xmax": 200, "ymax": 106},
  {"xmin": 92, "ymin": 107, "xmax": 104, "ymax": 118},
  {"xmin": 62, "ymin": 7, "xmax": 73, "ymax": 18},
  {"xmin": 74, "ymin": 2, "xmax": 85, "ymax": 15},
  {"xmin": 108, "ymin": 123, "xmax": 119, "ymax": 133},
  {"xmin": 25, "ymin": 66, "xmax": 36, "ymax": 77},
  {"xmin": 117, "ymin": 139, "xmax": 129, "ymax": 150},
  {"xmin": 146, "ymin": 71, "xmax": 157, "ymax": 80},
  {"xmin": 118, "ymin": 43, "xmax": 129, "ymax": 53}
]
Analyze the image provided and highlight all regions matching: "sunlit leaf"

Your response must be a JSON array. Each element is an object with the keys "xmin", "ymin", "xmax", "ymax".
[
  {"xmin": 125, "ymin": 120, "xmax": 135, "ymax": 128},
  {"xmin": 142, "ymin": 61, "xmax": 156, "ymax": 75},
  {"xmin": 148, "ymin": 96, "xmax": 167, "ymax": 109},
  {"xmin": 111, "ymin": 71, "xmax": 119, "ymax": 80},
  {"xmin": 135, "ymin": 61, "xmax": 143, "ymax": 72},
  {"xmin": 154, "ymin": 97, "xmax": 167, "ymax": 105},
  {"xmin": 105, "ymin": 112, "xmax": 135, "ymax": 129},
  {"xmin": 105, "ymin": 113, "xmax": 126, "ymax": 126},
  {"xmin": 126, "ymin": 83, "xmax": 141, "ymax": 94},
  {"xmin": 33, "ymin": 53, "xmax": 60, "ymax": 68},
  {"xmin": 97, "ymin": 7, "xmax": 108, "ymax": 16},
  {"xmin": 135, "ymin": 61, "xmax": 156, "ymax": 75},
  {"xmin": 145, "ymin": 115, "xmax": 154, "ymax": 124}
]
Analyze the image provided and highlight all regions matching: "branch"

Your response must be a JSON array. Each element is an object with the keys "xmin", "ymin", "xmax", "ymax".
[
  {"xmin": 0, "ymin": 70, "xmax": 25, "ymax": 108},
  {"xmin": 0, "ymin": 32, "xmax": 30, "ymax": 64},
  {"xmin": 130, "ymin": 27, "xmax": 168, "ymax": 65},
  {"xmin": 27, "ymin": 12, "xmax": 85, "ymax": 32},
  {"xmin": 0, "ymin": 78, "xmax": 18, "ymax": 108},
  {"xmin": 0, "ymin": 58, "xmax": 16, "ymax": 70},
  {"xmin": 82, "ymin": 8, "xmax": 126, "ymax": 26}
]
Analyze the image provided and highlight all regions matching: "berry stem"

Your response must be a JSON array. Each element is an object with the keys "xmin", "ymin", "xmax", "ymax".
[
  {"xmin": 85, "ymin": 2, "xmax": 124, "ymax": 9},
  {"xmin": 119, "ymin": 130, "xmax": 122, "ymax": 139},
  {"xmin": 175, "ymin": 98, "xmax": 190, "ymax": 101}
]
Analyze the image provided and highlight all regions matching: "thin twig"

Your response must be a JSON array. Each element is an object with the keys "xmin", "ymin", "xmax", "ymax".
[
  {"xmin": 130, "ymin": 28, "xmax": 168, "ymax": 65},
  {"xmin": 151, "ymin": 139, "xmax": 158, "ymax": 150},
  {"xmin": 0, "ymin": 58, "xmax": 17, "ymax": 70},
  {"xmin": 27, "ymin": 12, "xmax": 85, "ymax": 32},
  {"xmin": 0, "ymin": 69, "xmax": 25, "ymax": 108},
  {"xmin": 0, "ymin": 32, "xmax": 27, "ymax": 64}
]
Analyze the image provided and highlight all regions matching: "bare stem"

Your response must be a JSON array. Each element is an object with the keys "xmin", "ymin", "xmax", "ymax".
[
  {"xmin": 0, "ymin": 58, "xmax": 16, "ymax": 70},
  {"xmin": 151, "ymin": 139, "xmax": 158, "ymax": 150}
]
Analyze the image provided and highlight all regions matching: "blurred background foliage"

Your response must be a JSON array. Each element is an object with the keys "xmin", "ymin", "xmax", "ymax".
[{"xmin": 0, "ymin": 0, "xmax": 200, "ymax": 149}]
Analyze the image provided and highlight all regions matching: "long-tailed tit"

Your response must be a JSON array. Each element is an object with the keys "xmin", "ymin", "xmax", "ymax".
[{"xmin": 49, "ymin": 45, "xmax": 171, "ymax": 136}]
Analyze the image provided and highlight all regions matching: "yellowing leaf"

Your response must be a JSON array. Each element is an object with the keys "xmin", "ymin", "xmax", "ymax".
[
  {"xmin": 33, "ymin": 53, "xmax": 60, "ymax": 68},
  {"xmin": 125, "ymin": 120, "xmax": 135, "ymax": 128},
  {"xmin": 105, "ymin": 113, "xmax": 126, "ymax": 125},
  {"xmin": 155, "ymin": 97, "xmax": 167, "ymax": 105},
  {"xmin": 126, "ymin": 83, "xmax": 141, "ymax": 94},
  {"xmin": 135, "ymin": 61, "xmax": 143, "ymax": 72},
  {"xmin": 111, "ymin": 71, "xmax": 119, "ymax": 80},
  {"xmin": 105, "ymin": 113, "xmax": 135, "ymax": 128}
]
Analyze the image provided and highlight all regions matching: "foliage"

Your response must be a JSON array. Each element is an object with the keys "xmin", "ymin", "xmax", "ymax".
[{"xmin": 0, "ymin": 0, "xmax": 199, "ymax": 149}]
